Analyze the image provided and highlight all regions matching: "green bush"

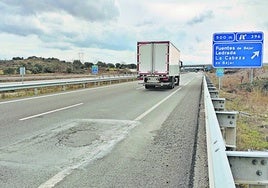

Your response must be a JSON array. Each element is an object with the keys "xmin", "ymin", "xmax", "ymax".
[{"xmin": 3, "ymin": 67, "xmax": 16, "ymax": 75}]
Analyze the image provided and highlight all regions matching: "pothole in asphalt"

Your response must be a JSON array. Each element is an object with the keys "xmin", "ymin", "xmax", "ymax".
[
  {"xmin": 57, "ymin": 125, "xmax": 100, "ymax": 147},
  {"xmin": 52, "ymin": 119, "xmax": 140, "ymax": 150}
]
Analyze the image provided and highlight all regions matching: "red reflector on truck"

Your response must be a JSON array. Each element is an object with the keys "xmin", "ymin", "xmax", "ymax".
[{"xmin": 161, "ymin": 77, "xmax": 169, "ymax": 81}]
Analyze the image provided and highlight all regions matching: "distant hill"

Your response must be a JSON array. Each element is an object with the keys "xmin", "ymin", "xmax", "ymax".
[
  {"xmin": 0, "ymin": 56, "xmax": 137, "ymax": 75},
  {"xmin": 0, "ymin": 56, "xmax": 73, "ymax": 75}
]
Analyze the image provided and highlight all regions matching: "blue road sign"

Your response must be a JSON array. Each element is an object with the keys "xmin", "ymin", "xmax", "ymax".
[
  {"xmin": 20, "ymin": 67, "xmax": 26, "ymax": 75},
  {"xmin": 92, "ymin": 65, "xmax": 98, "ymax": 74},
  {"xmin": 213, "ymin": 31, "xmax": 263, "ymax": 68},
  {"xmin": 216, "ymin": 68, "xmax": 224, "ymax": 77}
]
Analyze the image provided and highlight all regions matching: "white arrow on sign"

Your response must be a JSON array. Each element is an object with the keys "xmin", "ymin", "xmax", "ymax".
[{"xmin": 251, "ymin": 51, "xmax": 260, "ymax": 59}]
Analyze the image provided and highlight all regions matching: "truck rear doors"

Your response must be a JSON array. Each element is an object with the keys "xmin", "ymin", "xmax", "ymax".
[{"xmin": 137, "ymin": 41, "xmax": 169, "ymax": 75}]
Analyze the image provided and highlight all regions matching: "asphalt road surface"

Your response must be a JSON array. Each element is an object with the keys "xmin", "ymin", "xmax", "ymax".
[{"xmin": 0, "ymin": 72, "xmax": 208, "ymax": 188}]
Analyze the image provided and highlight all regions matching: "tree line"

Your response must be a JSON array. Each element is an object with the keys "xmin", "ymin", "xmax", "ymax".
[{"xmin": 0, "ymin": 56, "xmax": 137, "ymax": 75}]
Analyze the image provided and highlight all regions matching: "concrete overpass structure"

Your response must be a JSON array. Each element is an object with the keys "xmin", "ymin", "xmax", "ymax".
[{"xmin": 182, "ymin": 64, "xmax": 212, "ymax": 72}]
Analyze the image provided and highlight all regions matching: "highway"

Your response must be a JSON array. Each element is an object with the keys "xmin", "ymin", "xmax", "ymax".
[{"xmin": 0, "ymin": 72, "xmax": 207, "ymax": 188}]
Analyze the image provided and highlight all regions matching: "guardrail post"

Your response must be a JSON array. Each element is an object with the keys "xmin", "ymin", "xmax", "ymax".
[
  {"xmin": 208, "ymin": 83, "xmax": 214, "ymax": 87},
  {"xmin": 209, "ymin": 90, "xmax": 219, "ymax": 98},
  {"xmin": 208, "ymin": 86, "xmax": 217, "ymax": 91},
  {"xmin": 212, "ymin": 98, "xmax": 225, "ymax": 111},
  {"xmin": 216, "ymin": 111, "xmax": 238, "ymax": 149},
  {"xmin": 227, "ymin": 151, "xmax": 268, "ymax": 187}
]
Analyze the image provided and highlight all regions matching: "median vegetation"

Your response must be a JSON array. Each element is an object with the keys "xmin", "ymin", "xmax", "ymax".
[{"xmin": 208, "ymin": 65, "xmax": 268, "ymax": 151}]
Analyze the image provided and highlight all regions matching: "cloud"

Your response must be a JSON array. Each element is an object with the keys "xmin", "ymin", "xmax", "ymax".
[
  {"xmin": 53, "ymin": 0, "xmax": 119, "ymax": 22},
  {"xmin": 0, "ymin": 1, "xmax": 124, "ymax": 52},
  {"xmin": 187, "ymin": 10, "xmax": 214, "ymax": 25},
  {"xmin": 70, "ymin": 22, "xmax": 136, "ymax": 51},
  {"xmin": 0, "ymin": 1, "xmax": 119, "ymax": 38},
  {"xmin": 1, "ymin": 0, "xmax": 119, "ymax": 22},
  {"xmin": 0, "ymin": 18, "xmax": 43, "ymax": 37}
]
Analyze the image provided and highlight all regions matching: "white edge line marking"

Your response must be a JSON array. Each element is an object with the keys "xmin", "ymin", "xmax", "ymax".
[
  {"xmin": 134, "ymin": 78, "xmax": 195, "ymax": 121},
  {"xmin": 19, "ymin": 103, "xmax": 83, "ymax": 121},
  {"xmin": 134, "ymin": 87, "xmax": 181, "ymax": 121}
]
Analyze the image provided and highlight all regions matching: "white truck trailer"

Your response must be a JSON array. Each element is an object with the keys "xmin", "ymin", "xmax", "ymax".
[{"xmin": 137, "ymin": 41, "xmax": 182, "ymax": 89}]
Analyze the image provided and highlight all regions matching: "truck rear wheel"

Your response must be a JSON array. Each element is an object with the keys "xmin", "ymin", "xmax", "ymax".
[
  {"xmin": 168, "ymin": 77, "xmax": 175, "ymax": 89},
  {"xmin": 175, "ymin": 76, "xmax": 180, "ymax": 86}
]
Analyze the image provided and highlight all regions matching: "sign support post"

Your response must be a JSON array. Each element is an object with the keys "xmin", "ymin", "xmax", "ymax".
[
  {"xmin": 250, "ymin": 69, "xmax": 254, "ymax": 84},
  {"xmin": 219, "ymin": 77, "xmax": 221, "ymax": 91}
]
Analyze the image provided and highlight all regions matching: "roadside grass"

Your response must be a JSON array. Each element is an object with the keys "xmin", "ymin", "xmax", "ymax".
[{"xmin": 208, "ymin": 68, "xmax": 268, "ymax": 151}]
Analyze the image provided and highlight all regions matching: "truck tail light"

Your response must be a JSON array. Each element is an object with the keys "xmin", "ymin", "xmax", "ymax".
[
  {"xmin": 161, "ymin": 76, "xmax": 169, "ymax": 81},
  {"xmin": 137, "ymin": 75, "xmax": 144, "ymax": 80}
]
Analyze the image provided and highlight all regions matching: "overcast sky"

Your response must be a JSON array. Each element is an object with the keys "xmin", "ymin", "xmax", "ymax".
[{"xmin": 0, "ymin": 0, "xmax": 267, "ymax": 65}]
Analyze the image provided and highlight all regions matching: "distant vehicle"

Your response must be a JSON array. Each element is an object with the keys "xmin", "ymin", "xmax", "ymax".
[{"xmin": 137, "ymin": 41, "xmax": 182, "ymax": 89}]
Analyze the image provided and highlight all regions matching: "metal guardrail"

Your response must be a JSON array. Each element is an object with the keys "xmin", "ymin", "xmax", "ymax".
[
  {"xmin": 204, "ymin": 76, "xmax": 236, "ymax": 188},
  {"xmin": 0, "ymin": 75, "xmax": 136, "ymax": 92},
  {"xmin": 204, "ymin": 76, "xmax": 268, "ymax": 188}
]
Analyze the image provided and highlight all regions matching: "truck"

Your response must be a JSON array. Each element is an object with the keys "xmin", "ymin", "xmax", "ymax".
[{"xmin": 137, "ymin": 41, "xmax": 182, "ymax": 89}]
